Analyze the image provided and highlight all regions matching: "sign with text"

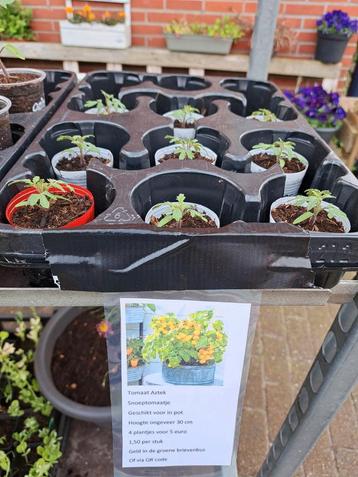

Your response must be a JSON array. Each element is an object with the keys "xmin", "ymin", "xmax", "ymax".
[{"xmin": 120, "ymin": 298, "xmax": 251, "ymax": 468}]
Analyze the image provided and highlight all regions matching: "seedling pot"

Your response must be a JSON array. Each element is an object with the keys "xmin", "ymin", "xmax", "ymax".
[
  {"xmin": 248, "ymin": 149, "xmax": 308, "ymax": 196},
  {"xmin": 270, "ymin": 196, "xmax": 351, "ymax": 233},
  {"xmin": 165, "ymin": 33, "xmax": 233, "ymax": 55},
  {"xmin": 154, "ymin": 144, "xmax": 217, "ymax": 165},
  {"xmin": 0, "ymin": 68, "xmax": 46, "ymax": 113},
  {"xmin": 0, "ymin": 95, "xmax": 12, "ymax": 150},
  {"xmin": 6, "ymin": 185, "xmax": 95, "ymax": 229},
  {"xmin": 35, "ymin": 307, "xmax": 112, "ymax": 425},
  {"xmin": 145, "ymin": 201, "xmax": 220, "ymax": 228},
  {"xmin": 315, "ymin": 31, "xmax": 350, "ymax": 64},
  {"xmin": 51, "ymin": 146, "xmax": 114, "ymax": 187},
  {"xmin": 162, "ymin": 362, "xmax": 216, "ymax": 385},
  {"xmin": 163, "ymin": 109, "xmax": 204, "ymax": 139},
  {"xmin": 246, "ymin": 113, "xmax": 282, "ymax": 123},
  {"xmin": 127, "ymin": 365, "xmax": 144, "ymax": 383}
]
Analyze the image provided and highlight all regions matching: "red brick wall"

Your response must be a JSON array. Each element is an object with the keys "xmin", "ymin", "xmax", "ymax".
[{"xmin": 22, "ymin": 0, "xmax": 357, "ymax": 91}]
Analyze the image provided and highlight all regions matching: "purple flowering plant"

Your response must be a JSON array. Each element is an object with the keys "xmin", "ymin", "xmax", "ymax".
[
  {"xmin": 285, "ymin": 85, "xmax": 346, "ymax": 129},
  {"xmin": 317, "ymin": 10, "xmax": 358, "ymax": 36}
]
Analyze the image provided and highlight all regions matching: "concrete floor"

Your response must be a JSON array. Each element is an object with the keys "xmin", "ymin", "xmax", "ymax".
[{"xmin": 56, "ymin": 304, "xmax": 358, "ymax": 477}]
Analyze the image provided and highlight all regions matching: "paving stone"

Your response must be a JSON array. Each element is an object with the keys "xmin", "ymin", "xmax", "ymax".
[
  {"xmin": 335, "ymin": 448, "xmax": 358, "ymax": 477},
  {"xmin": 258, "ymin": 306, "xmax": 286, "ymax": 339},
  {"xmin": 237, "ymin": 407, "xmax": 269, "ymax": 477},
  {"xmin": 265, "ymin": 382, "xmax": 293, "ymax": 442},
  {"xmin": 303, "ymin": 431, "xmax": 338, "ymax": 477},
  {"xmin": 261, "ymin": 333, "xmax": 291, "ymax": 386},
  {"xmin": 243, "ymin": 353, "xmax": 265, "ymax": 410},
  {"xmin": 305, "ymin": 305, "xmax": 335, "ymax": 352},
  {"xmin": 329, "ymin": 396, "xmax": 358, "ymax": 449},
  {"xmin": 285, "ymin": 313, "xmax": 315, "ymax": 360}
]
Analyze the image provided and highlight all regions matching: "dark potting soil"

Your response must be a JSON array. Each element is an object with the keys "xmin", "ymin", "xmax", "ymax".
[
  {"xmin": 150, "ymin": 211, "xmax": 216, "ymax": 229},
  {"xmin": 0, "ymin": 73, "xmax": 39, "ymax": 85},
  {"xmin": 52, "ymin": 309, "xmax": 111, "ymax": 407},
  {"xmin": 174, "ymin": 119, "xmax": 195, "ymax": 128},
  {"xmin": 57, "ymin": 154, "xmax": 110, "ymax": 172},
  {"xmin": 159, "ymin": 152, "xmax": 213, "ymax": 163},
  {"xmin": 252, "ymin": 153, "xmax": 305, "ymax": 173},
  {"xmin": 11, "ymin": 192, "xmax": 92, "ymax": 229},
  {"xmin": 272, "ymin": 204, "xmax": 345, "ymax": 233}
]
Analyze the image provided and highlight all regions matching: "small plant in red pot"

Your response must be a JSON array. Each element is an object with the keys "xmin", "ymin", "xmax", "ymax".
[
  {"xmin": 270, "ymin": 189, "xmax": 351, "ymax": 233},
  {"xmin": 6, "ymin": 176, "xmax": 94, "ymax": 229},
  {"xmin": 145, "ymin": 193, "xmax": 220, "ymax": 229},
  {"xmin": 0, "ymin": 43, "xmax": 46, "ymax": 114}
]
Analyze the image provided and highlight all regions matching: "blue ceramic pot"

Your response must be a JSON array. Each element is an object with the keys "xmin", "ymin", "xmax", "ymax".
[
  {"xmin": 127, "ymin": 365, "xmax": 144, "ymax": 383},
  {"xmin": 162, "ymin": 362, "xmax": 216, "ymax": 385}
]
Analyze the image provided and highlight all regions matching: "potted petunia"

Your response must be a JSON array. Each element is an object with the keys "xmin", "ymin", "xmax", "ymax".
[
  {"xmin": 155, "ymin": 136, "xmax": 217, "ymax": 165},
  {"xmin": 270, "ymin": 188, "xmax": 351, "ymax": 233},
  {"xmin": 52, "ymin": 134, "xmax": 113, "ymax": 187},
  {"xmin": 145, "ymin": 193, "xmax": 220, "ymax": 229},
  {"xmin": 142, "ymin": 310, "xmax": 228, "ymax": 385},
  {"xmin": 163, "ymin": 105, "xmax": 204, "ymax": 139},
  {"xmin": 127, "ymin": 338, "xmax": 145, "ymax": 384},
  {"xmin": 164, "ymin": 17, "xmax": 246, "ymax": 55},
  {"xmin": 60, "ymin": 4, "xmax": 131, "ymax": 49},
  {"xmin": 285, "ymin": 85, "xmax": 347, "ymax": 142},
  {"xmin": 249, "ymin": 139, "xmax": 308, "ymax": 196},
  {"xmin": 6, "ymin": 176, "xmax": 95, "ymax": 229},
  {"xmin": 315, "ymin": 10, "xmax": 358, "ymax": 64}
]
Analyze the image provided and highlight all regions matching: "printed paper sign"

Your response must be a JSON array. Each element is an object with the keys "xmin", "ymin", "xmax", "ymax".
[{"xmin": 120, "ymin": 298, "xmax": 251, "ymax": 468}]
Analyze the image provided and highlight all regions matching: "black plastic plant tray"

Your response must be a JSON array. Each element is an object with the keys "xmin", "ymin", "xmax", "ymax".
[
  {"xmin": 0, "ymin": 70, "xmax": 77, "ymax": 181},
  {"xmin": 0, "ymin": 70, "xmax": 357, "ymax": 292}
]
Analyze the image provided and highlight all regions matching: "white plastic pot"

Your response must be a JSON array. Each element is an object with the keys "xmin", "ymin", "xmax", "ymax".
[
  {"xmin": 85, "ymin": 105, "xmax": 128, "ymax": 115},
  {"xmin": 163, "ymin": 110, "xmax": 204, "ymax": 139},
  {"xmin": 155, "ymin": 144, "xmax": 217, "ymax": 166},
  {"xmin": 248, "ymin": 149, "xmax": 308, "ymax": 196},
  {"xmin": 60, "ymin": 20, "xmax": 131, "ymax": 49},
  {"xmin": 246, "ymin": 114, "xmax": 282, "ymax": 123},
  {"xmin": 51, "ymin": 146, "xmax": 113, "ymax": 187},
  {"xmin": 269, "ymin": 196, "xmax": 351, "ymax": 233},
  {"xmin": 145, "ymin": 201, "xmax": 220, "ymax": 228}
]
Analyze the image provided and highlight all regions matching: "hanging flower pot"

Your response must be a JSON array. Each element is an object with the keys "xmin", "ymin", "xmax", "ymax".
[
  {"xmin": 270, "ymin": 190, "xmax": 351, "ymax": 233},
  {"xmin": 249, "ymin": 139, "xmax": 308, "ymax": 196},
  {"xmin": 315, "ymin": 10, "xmax": 358, "ymax": 64},
  {"xmin": 6, "ymin": 178, "xmax": 95, "ymax": 229}
]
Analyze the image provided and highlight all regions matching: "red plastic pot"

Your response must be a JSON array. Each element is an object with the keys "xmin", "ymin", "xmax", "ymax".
[{"xmin": 6, "ymin": 184, "xmax": 95, "ymax": 229}]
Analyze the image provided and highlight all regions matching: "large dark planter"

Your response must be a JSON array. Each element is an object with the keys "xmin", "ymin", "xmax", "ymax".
[
  {"xmin": 315, "ymin": 123, "xmax": 341, "ymax": 143},
  {"xmin": 34, "ymin": 307, "xmax": 112, "ymax": 426},
  {"xmin": 162, "ymin": 362, "xmax": 216, "ymax": 385},
  {"xmin": 315, "ymin": 31, "xmax": 350, "ymax": 64}
]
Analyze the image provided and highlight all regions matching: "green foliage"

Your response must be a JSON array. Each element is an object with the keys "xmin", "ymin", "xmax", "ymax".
[
  {"xmin": 165, "ymin": 135, "xmax": 201, "ymax": 160},
  {"xmin": 11, "ymin": 176, "xmax": 74, "ymax": 210},
  {"xmin": 250, "ymin": 108, "xmax": 279, "ymax": 122},
  {"xmin": 293, "ymin": 189, "xmax": 348, "ymax": 227},
  {"xmin": 0, "ymin": 451, "xmax": 10, "ymax": 477},
  {"xmin": 142, "ymin": 310, "xmax": 228, "ymax": 368},
  {"xmin": 127, "ymin": 337, "xmax": 144, "ymax": 367},
  {"xmin": 85, "ymin": 90, "xmax": 128, "ymax": 115},
  {"xmin": 170, "ymin": 105, "xmax": 200, "ymax": 125},
  {"xmin": 252, "ymin": 138, "xmax": 297, "ymax": 169},
  {"xmin": 0, "ymin": 1, "xmax": 33, "ymax": 40},
  {"xmin": 164, "ymin": 16, "xmax": 246, "ymax": 40},
  {"xmin": 8, "ymin": 399, "xmax": 24, "ymax": 417},
  {"xmin": 153, "ymin": 193, "xmax": 209, "ymax": 228},
  {"xmin": 57, "ymin": 134, "xmax": 101, "ymax": 168}
]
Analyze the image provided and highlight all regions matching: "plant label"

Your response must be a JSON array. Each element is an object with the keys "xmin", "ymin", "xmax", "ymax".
[{"xmin": 118, "ymin": 298, "xmax": 251, "ymax": 468}]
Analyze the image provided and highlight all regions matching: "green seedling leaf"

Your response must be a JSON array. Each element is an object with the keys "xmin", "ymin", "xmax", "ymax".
[
  {"xmin": 2, "ymin": 43, "xmax": 25, "ymax": 60},
  {"xmin": 293, "ymin": 211, "xmax": 314, "ymax": 225}
]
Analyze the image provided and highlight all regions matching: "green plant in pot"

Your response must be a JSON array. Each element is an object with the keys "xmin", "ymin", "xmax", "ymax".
[
  {"xmin": 315, "ymin": 10, "xmax": 358, "ymax": 64},
  {"xmin": 246, "ymin": 108, "xmax": 280, "ymax": 122},
  {"xmin": 52, "ymin": 134, "xmax": 114, "ymax": 187},
  {"xmin": 5, "ymin": 176, "xmax": 95, "ymax": 229},
  {"xmin": 127, "ymin": 338, "xmax": 145, "ymax": 384},
  {"xmin": 142, "ymin": 310, "xmax": 228, "ymax": 385},
  {"xmin": 163, "ymin": 104, "xmax": 204, "ymax": 139},
  {"xmin": 84, "ymin": 90, "xmax": 128, "ymax": 115},
  {"xmin": 249, "ymin": 138, "xmax": 308, "ymax": 196},
  {"xmin": 270, "ymin": 188, "xmax": 351, "ymax": 233},
  {"xmin": 0, "ymin": 310, "xmax": 63, "ymax": 476},
  {"xmin": 0, "ymin": 43, "xmax": 46, "ymax": 113},
  {"xmin": 155, "ymin": 135, "xmax": 217, "ymax": 165}
]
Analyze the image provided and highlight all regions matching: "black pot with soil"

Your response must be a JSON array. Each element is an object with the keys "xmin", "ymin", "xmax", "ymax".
[
  {"xmin": 35, "ymin": 307, "xmax": 112, "ymax": 425},
  {"xmin": 0, "ymin": 72, "xmax": 356, "ymax": 292},
  {"xmin": 315, "ymin": 31, "xmax": 351, "ymax": 64}
]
